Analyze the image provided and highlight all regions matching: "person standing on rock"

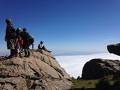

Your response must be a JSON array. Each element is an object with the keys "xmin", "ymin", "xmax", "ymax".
[
  {"xmin": 5, "ymin": 19, "xmax": 17, "ymax": 58},
  {"xmin": 20, "ymin": 28, "xmax": 34, "ymax": 57},
  {"xmin": 15, "ymin": 27, "xmax": 23, "ymax": 56}
]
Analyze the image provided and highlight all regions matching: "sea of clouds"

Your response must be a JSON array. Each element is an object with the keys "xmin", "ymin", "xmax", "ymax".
[{"xmin": 55, "ymin": 53, "xmax": 120, "ymax": 78}]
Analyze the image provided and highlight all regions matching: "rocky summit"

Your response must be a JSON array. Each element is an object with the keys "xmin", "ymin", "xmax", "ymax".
[
  {"xmin": 82, "ymin": 59, "xmax": 120, "ymax": 80},
  {"xmin": 0, "ymin": 50, "xmax": 72, "ymax": 90}
]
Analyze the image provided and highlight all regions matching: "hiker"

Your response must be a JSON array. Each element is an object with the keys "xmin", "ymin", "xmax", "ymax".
[
  {"xmin": 38, "ymin": 41, "xmax": 51, "ymax": 53},
  {"xmin": 15, "ymin": 28, "xmax": 23, "ymax": 55},
  {"xmin": 20, "ymin": 28, "xmax": 34, "ymax": 56},
  {"xmin": 5, "ymin": 19, "xmax": 17, "ymax": 58},
  {"xmin": 21, "ymin": 28, "xmax": 34, "ymax": 49}
]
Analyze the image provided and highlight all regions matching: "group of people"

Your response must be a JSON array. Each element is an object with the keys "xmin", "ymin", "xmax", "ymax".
[
  {"xmin": 5, "ymin": 19, "xmax": 34, "ymax": 58},
  {"xmin": 5, "ymin": 19, "xmax": 52, "ymax": 58}
]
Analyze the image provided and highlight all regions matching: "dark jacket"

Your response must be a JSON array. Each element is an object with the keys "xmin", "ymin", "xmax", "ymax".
[
  {"xmin": 5, "ymin": 24, "xmax": 16, "ymax": 49},
  {"xmin": 21, "ymin": 31, "xmax": 34, "ymax": 49},
  {"xmin": 5, "ymin": 25, "xmax": 16, "ymax": 41}
]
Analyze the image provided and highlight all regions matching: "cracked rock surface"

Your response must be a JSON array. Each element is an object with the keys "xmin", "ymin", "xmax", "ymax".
[{"xmin": 0, "ymin": 50, "xmax": 72, "ymax": 90}]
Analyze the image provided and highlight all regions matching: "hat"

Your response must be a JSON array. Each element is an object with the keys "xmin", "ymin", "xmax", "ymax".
[
  {"xmin": 40, "ymin": 41, "xmax": 44, "ymax": 44},
  {"xmin": 23, "ymin": 28, "xmax": 27, "ymax": 32},
  {"xmin": 5, "ymin": 18, "xmax": 12, "ymax": 23}
]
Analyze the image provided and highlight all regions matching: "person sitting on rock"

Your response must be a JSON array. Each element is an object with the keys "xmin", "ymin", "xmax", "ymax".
[{"xmin": 38, "ymin": 41, "xmax": 51, "ymax": 53}]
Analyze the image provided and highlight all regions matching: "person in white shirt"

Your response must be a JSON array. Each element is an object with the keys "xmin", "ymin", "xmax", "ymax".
[{"xmin": 38, "ymin": 41, "xmax": 51, "ymax": 53}]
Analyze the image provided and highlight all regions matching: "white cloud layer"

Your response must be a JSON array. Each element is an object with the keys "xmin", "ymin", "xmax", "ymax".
[{"xmin": 55, "ymin": 53, "xmax": 120, "ymax": 78}]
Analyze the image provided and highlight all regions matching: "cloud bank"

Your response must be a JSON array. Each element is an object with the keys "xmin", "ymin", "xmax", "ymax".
[{"xmin": 55, "ymin": 53, "xmax": 120, "ymax": 78}]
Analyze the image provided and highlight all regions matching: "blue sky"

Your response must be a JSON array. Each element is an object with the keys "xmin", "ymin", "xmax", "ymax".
[{"xmin": 0, "ymin": 0, "xmax": 120, "ymax": 55}]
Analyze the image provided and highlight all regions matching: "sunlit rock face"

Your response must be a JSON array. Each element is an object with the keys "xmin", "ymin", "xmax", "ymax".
[{"xmin": 0, "ymin": 50, "xmax": 71, "ymax": 90}]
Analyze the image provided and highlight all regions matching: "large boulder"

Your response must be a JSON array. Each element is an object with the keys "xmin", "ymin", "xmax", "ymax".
[
  {"xmin": 0, "ymin": 50, "xmax": 72, "ymax": 90},
  {"xmin": 82, "ymin": 59, "xmax": 120, "ymax": 80},
  {"xmin": 107, "ymin": 43, "xmax": 120, "ymax": 56}
]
